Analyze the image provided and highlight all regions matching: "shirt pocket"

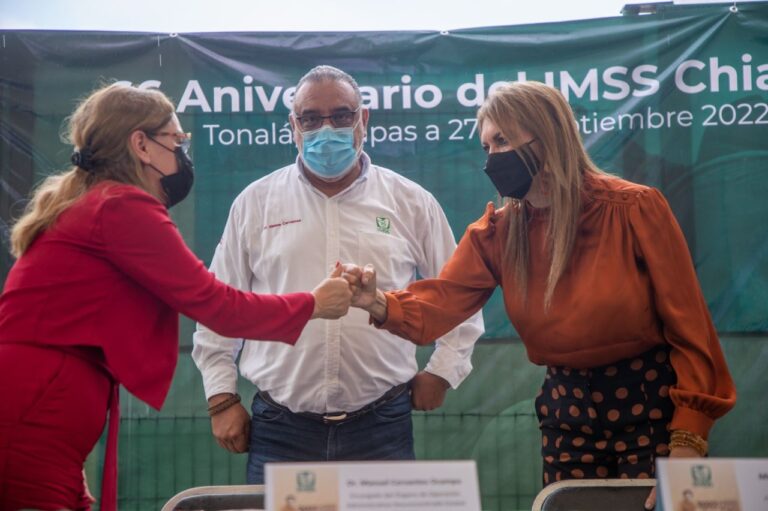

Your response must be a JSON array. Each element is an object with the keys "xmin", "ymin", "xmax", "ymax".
[{"xmin": 357, "ymin": 231, "xmax": 416, "ymax": 291}]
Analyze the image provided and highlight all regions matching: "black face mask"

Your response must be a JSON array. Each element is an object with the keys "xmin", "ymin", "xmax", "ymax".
[
  {"xmin": 483, "ymin": 141, "xmax": 540, "ymax": 199},
  {"xmin": 147, "ymin": 138, "xmax": 195, "ymax": 208}
]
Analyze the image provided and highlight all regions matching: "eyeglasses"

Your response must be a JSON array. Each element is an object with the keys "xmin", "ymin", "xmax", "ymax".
[
  {"xmin": 153, "ymin": 131, "xmax": 192, "ymax": 152},
  {"xmin": 294, "ymin": 109, "xmax": 359, "ymax": 131}
]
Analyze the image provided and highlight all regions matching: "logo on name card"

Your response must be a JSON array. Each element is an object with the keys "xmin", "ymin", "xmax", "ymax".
[
  {"xmin": 296, "ymin": 470, "xmax": 317, "ymax": 492},
  {"xmin": 376, "ymin": 216, "xmax": 391, "ymax": 234},
  {"xmin": 691, "ymin": 464, "xmax": 713, "ymax": 487}
]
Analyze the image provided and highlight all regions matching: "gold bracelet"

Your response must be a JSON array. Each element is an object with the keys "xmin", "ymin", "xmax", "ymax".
[
  {"xmin": 669, "ymin": 429, "xmax": 708, "ymax": 456},
  {"xmin": 207, "ymin": 393, "xmax": 241, "ymax": 417}
]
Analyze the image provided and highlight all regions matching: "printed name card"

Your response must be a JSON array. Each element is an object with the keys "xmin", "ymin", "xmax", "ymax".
[
  {"xmin": 265, "ymin": 460, "xmax": 481, "ymax": 511},
  {"xmin": 657, "ymin": 458, "xmax": 768, "ymax": 511}
]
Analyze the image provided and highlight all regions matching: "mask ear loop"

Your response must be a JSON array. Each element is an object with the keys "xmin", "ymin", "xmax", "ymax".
[
  {"xmin": 338, "ymin": 117, "xmax": 366, "ymax": 178},
  {"xmin": 352, "ymin": 117, "xmax": 365, "ymax": 158},
  {"xmin": 516, "ymin": 139, "xmax": 540, "ymax": 179}
]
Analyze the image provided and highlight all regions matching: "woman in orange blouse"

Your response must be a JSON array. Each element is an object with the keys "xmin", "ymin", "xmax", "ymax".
[{"xmin": 345, "ymin": 81, "xmax": 735, "ymax": 510}]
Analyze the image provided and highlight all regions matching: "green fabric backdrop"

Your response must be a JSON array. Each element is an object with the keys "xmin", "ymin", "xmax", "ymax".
[{"xmin": 1, "ymin": 2, "xmax": 767, "ymax": 509}]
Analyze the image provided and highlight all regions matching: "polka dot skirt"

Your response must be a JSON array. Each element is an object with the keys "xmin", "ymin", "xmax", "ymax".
[{"xmin": 535, "ymin": 345, "xmax": 676, "ymax": 485}]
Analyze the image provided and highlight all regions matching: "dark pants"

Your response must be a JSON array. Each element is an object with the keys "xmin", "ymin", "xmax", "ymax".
[
  {"xmin": 246, "ymin": 387, "xmax": 415, "ymax": 484},
  {"xmin": 535, "ymin": 345, "xmax": 676, "ymax": 485}
]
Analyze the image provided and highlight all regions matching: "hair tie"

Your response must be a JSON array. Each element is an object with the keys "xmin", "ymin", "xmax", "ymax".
[{"xmin": 71, "ymin": 146, "xmax": 97, "ymax": 172}]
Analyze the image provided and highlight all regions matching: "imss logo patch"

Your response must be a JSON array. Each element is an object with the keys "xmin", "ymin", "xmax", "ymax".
[{"xmin": 376, "ymin": 216, "xmax": 391, "ymax": 234}]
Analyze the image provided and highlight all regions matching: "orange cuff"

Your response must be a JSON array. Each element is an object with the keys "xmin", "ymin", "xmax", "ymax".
[
  {"xmin": 670, "ymin": 406, "xmax": 715, "ymax": 440},
  {"xmin": 370, "ymin": 292, "xmax": 404, "ymax": 330}
]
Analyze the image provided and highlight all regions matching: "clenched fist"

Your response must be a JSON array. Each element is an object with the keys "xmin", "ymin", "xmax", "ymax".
[{"xmin": 311, "ymin": 263, "xmax": 353, "ymax": 319}]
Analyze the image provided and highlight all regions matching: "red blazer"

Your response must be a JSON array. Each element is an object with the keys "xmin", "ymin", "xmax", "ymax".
[{"xmin": 0, "ymin": 182, "xmax": 314, "ymax": 409}]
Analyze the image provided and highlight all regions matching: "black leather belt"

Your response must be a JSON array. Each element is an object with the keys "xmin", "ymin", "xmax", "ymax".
[{"xmin": 257, "ymin": 382, "xmax": 410, "ymax": 425}]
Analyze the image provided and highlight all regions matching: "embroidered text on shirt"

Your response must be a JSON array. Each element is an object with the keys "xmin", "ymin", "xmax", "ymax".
[{"xmin": 264, "ymin": 219, "xmax": 302, "ymax": 230}]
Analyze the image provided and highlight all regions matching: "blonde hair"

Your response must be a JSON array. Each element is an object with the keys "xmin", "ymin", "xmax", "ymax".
[
  {"xmin": 11, "ymin": 83, "xmax": 175, "ymax": 257},
  {"xmin": 477, "ymin": 81, "xmax": 604, "ymax": 308}
]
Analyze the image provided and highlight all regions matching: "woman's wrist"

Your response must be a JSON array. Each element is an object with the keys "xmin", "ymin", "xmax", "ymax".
[
  {"xmin": 669, "ymin": 429, "xmax": 708, "ymax": 456},
  {"xmin": 310, "ymin": 292, "xmax": 320, "ymax": 320},
  {"xmin": 366, "ymin": 289, "xmax": 389, "ymax": 323}
]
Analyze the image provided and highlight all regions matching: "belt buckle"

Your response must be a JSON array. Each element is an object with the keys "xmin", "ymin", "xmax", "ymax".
[{"xmin": 322, "ymin": 412, "xmax": 348, "ymax": 424}]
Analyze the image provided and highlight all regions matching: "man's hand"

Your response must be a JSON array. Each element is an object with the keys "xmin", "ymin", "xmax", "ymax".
[
  {"xmin": 209, "ymin": 393, "xmax": 251, "ymax": 453},
  {"xmin": 411, "ymin": 371, "xmax": 450, "ymax": 411},
  {"xmin": 311, "ymin": 263, "xmax": 353, "ymax": 319},
  {"xmin": 644, "ymin": 445, "xmax": 700, "ymax": 509}
]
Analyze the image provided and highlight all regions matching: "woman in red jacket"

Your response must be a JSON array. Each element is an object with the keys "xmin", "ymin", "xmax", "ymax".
[
  {"xmin": 344, "ymin": 81, "xmax": 735, "ymax": 510},
  {"xmin": 0, "ymin": 83, "xmax": 351, "ymax": 511}
]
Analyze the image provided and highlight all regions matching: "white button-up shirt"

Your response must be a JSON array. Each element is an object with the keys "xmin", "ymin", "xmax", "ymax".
[{"xmin": 192, "ymin": 153, "xmax": 484, "ymax": 413}]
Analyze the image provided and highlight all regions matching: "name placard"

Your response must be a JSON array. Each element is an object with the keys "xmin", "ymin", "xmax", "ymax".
[
  {"xmin": 657, "ymin": 458, "xmax": 768, "ymax": 511},
  {"xmin": 265, "ymin": 460, "xmax": 481, "ymax": 511}
]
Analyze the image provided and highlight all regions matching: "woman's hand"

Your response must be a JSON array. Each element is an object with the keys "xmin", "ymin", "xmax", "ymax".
[
  {"xmin": 310, "ymin": 264, "xmax": 352, "ymax": 319},
  {"xmin": 340, "ymin": 263, "xmax": 378, "ymax": 310},
  {"xmin": 644, "ymin": 445, "xmax": 701, "ymax": 510},
  {"xmin": 339, "ymin": 263, "xmax": 388, "ymax": 322}
]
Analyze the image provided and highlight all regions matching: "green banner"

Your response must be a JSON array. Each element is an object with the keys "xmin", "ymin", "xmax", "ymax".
[
  {"xmin": 1, "ymin": 4, "xmax": 767, "ymax": 508},
  {"xmin": 2, "ymin": 3, "xmax": 767, "ymax": 336}
]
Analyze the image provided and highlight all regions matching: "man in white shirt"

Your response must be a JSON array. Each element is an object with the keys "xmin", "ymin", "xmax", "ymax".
[{"xmin": 192, "ymin": 65, "xmax": 484, "ymax": 484}]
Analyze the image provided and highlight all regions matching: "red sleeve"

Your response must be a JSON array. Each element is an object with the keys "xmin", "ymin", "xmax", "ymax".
[
  {"xmin": 630, "ymin": 187, "xmax": 736, "ymax": 437},
  {"xmin": 99, "ymin": 186, "xmax": 314, "ymax": 344}
]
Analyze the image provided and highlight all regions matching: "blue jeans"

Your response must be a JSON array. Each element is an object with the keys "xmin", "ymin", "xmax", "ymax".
[{"xmin": 246, "ymin": 388, "xmax": 415, "ymax": 484}]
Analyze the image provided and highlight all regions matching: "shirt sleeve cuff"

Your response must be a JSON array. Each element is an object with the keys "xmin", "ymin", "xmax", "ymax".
[
  {"xmin": 424, "ymin": 349, "xmax": 473, "ymax": 389},
  {"xmin": 203, "ymin": 377, "xmax": 239, "ymax": 402},
  {"xmin": 670, "ymin": 406, "xmax": 716, "ymax": 439}
]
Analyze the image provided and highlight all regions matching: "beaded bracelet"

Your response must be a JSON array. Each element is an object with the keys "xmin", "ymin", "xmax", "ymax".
[
  {"xmin": 669, "ymin": 429, "xmax": 708, "ymax": 456},
  {"xmin": 207, "ymin": 393, "xmax": 241, "ymax": 417}
]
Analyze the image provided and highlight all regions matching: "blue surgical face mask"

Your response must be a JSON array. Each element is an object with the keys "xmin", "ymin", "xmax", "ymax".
[{"xmin": 300, "ymin": 124, "xmax": 361, "ymax": 181}]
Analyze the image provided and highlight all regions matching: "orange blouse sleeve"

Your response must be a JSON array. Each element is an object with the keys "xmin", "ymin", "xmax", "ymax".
[
  {"xmin": 629, "ymin": 188, "xmax": 736, "ymax": 438},
  {"xmin": 378, "ymin": 204, "xmax": 501, "ymax": 345}
]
